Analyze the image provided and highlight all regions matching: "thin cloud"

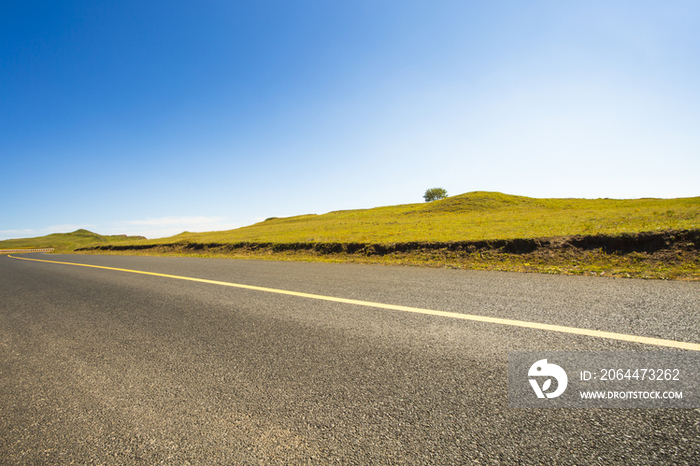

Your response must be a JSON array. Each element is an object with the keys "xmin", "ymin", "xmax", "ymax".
[
  {"xmin": 111, "ymin": 217, "xmax": 243, "ymax": 239},
  {"xmin": 0, "ymin": 229, "xmax": 36, "ymax": 235},
  {"xmin": 44, "ymin": 224, "xmax": 97, "ymax": 233},
  {"xmin": 125, "ymin": 216, "xmax": 228, "ymax": 227},
  {"xmin": 0, "ymin": 229, "xmax": 37, "ymax": 241}
]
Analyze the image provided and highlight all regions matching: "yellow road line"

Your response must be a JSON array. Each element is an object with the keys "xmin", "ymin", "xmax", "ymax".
[{"xmin": 9, "ymin": 254, "xmax": 700, "ymax": 351}]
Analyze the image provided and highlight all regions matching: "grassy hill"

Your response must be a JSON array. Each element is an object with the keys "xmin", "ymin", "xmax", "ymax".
[
  {"xmin": 0, "ymin": 229, "xmax": 144, "ymax": 253},
  {"xmin": 133, "ymin": 191, "xmax": 698, "ymax": 245},
  {"xmin": 5, "ymin": 192, "xmax": 699, "ymax": 279}
]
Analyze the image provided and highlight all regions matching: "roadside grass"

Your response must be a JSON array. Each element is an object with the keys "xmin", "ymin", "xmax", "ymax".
[{"xmin": 81, "ymin": 243, "xmax": 699, "ymax": 281}]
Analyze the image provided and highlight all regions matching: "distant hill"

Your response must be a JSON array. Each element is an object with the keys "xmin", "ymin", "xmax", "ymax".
[{"xmin": 0, "ymin": 229, "xmax": 146, "ymax": 253}]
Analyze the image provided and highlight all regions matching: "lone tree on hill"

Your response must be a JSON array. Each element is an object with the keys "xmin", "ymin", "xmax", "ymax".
[{"xmin": 423, "ymin": 187, "xmax": 448, "ymax": 202}]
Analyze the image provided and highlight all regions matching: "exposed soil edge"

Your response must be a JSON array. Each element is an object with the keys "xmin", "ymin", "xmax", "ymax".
[{"xmin": 77, "ymin": 229, "xmax": 699, "ymax": 256}]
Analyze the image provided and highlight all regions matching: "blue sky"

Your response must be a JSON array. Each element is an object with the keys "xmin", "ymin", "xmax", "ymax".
[{"xmin": 2, "ymin": 1, "xmax": 699, "ymax": 239}]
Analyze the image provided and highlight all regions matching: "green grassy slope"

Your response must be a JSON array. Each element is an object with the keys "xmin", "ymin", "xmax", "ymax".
[
  {"xmin": 138, "ymin": 191, "xmax": 699, "ymax": 245},
  {"xmin": 6, "ymin": 193, "xmax": 698, "ymax": 279},
  {"xmin": 0, "ymin": 229, "xmax": 144, "ymax": 253},
  {"xmin": 5, "ymin": 192, "xmax": 699, "ymax": 250}
]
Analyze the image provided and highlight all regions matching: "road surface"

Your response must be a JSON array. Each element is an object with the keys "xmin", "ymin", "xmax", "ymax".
[{"xmin": 1, "ymin": 253, "xmax": 699, "ymax": 464}]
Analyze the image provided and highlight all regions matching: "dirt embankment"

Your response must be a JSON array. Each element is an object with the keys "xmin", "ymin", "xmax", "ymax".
[
  {"xmin": 76, "ymin": 229, "xmax": 699, "ymax": 279},
  {"xmin": 78, "ymin": 229, "xmax": 699, "ymax": 256}
]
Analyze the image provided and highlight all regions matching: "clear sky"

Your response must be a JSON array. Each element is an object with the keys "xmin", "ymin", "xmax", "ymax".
[{"xmin": 2, "ymin": 1, "xmax": 699, "ymax": 239}]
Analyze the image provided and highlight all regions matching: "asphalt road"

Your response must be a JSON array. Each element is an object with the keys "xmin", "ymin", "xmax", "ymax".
[{"xmin": 1, "ymin": 253, "xmax": 699, "ymax": 464}]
